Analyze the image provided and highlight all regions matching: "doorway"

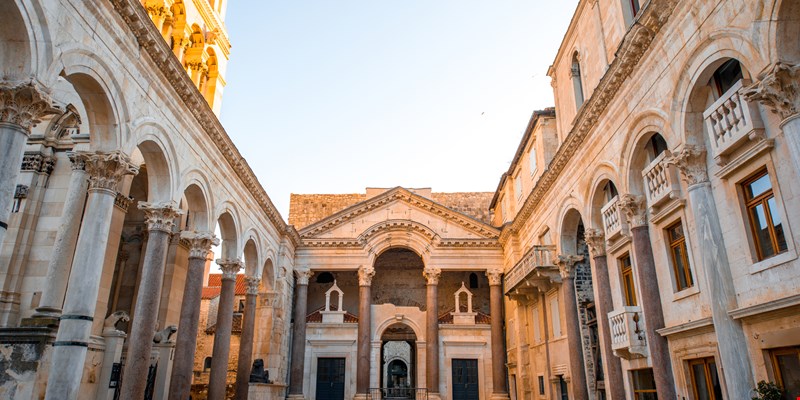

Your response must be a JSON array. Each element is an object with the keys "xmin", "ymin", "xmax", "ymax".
[
  {"xmin": 452, "ymin": 359, "xmax": 479, "ymax": 400},
  {"xmin": 316, "ymin": 358, "xmax": 346, "ymax": 400}
]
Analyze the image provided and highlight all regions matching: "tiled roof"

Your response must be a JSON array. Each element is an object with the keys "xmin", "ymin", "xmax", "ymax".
[
  {"xmin": 201, "ymin": 287, "xmax": 221, "ymax": 299},
  {"xmin": 438, "ymin": 309, "xmax": 491, "ymax": 324},
  {"xmin": 202, "ymin": 274, "xmax": 248, "ymax": 300},
  {"xmin": 305, "ymin": 307, "xmax": 358, "ymax": 323},
  {"xmin": 205, "ymin": 313, "xmax": 243, "ymax": 335}
]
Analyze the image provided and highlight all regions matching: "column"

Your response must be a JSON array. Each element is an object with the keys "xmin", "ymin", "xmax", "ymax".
[
  {"xmin": 44, "ymin": 150, "xmax": 138, "ymax": 400},
  {"xmin": 583, "ymin": 229, "xmax": 625, "ymax": 400},
  {"xmin": 486, "ymin": 269, "xmax": 510, "ymax": 400},
  {"xmin": 234, "ymin": 276, "xmax": 260, "ymax": 400},
  {"xmin": 422, "ymin": 266, "xmax": 441, "ymax": 398},
  {"xmin": 208, "ymin": 259, "xmax": 243, "ymax": 400},
  {"xmin": 168, "ymin": 231, "xmax": 219, "ymax": 400},
  {"xmin": 119, "ymin": 202, "xmax": 183, "ymax": 400},
  {"xmin": 668, "ymin": 145, "xmax": 755, "ymax": 400},
  {"xmin": 288, "ymin": 269, "xmax": 313, "ymax": 399},
  {"xmin": 0, "ymin": 81, "xmax": 57, "ymax": 246},
  {"xmin": 355, "ymin": 265, "xmax": 375, "ymax": 399},
  {"xmin": 618, "ymin": 194, "xmax": 676, "ymax": 400},
  {"xmin": 32, "ymin": 153, "xmax": 89, "ymax": 319},
  {"xmin": 554, "ymin": 255, "xmax": 589, "ymax": 400},
  {"xmin": 744, "ymin": 62, "xmax": 800, "ymax": 173}
]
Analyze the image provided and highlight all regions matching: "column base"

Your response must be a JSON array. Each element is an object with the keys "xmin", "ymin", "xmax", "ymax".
[
  {"xmin": 490, "ymin": 393, "xmax": 511, "ymax": 400},
  {"xmin": 427, "ymin": 393, "xmax": 443, "ymax": 400},
  {"xmin": 20, "ymin": 315, "xmax": 60, "ymax": 328},
  {"xmin": 287, "ymin": 394, "xmax": 306, "ymax": 400},
  {"xmin": 353, "ymin": 394, "xmax": 369, "ymax": 400}
]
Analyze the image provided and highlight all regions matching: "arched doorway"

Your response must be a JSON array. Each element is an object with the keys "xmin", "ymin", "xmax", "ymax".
[{"xmin": 381, "ymin": 323, "xmax": 417, "ymax": 398}]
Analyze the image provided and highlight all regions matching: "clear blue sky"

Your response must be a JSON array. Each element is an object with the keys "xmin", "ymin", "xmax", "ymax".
[{"xmin": 219, "ymin": 1, "xmax": 579, "ymax": 220}]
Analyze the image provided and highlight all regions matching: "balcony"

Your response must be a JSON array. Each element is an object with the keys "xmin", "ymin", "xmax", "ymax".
[
  {"xmin": 608, "ymin": 306, "xmax": 647, "ymax": 359},
  {"xmin": 703, "ymin": 79, "xmax": 764, "ymax": 165},
  {"xmin": 601, "ymin": 196, "xmax": 628, "ymax": 241},
  {"xmin": 641, "ymin": 152, "xmax": 681, "ymax": 212},
  {"xmin": 504, "ymin": 245, "xmax": 558, "ymax": 293}
]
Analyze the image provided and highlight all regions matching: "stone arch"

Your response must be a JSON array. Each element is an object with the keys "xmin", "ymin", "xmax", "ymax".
[
  {"xmin": 128, "ymin": 121, "xmax": 180, "ymax": 200},
  {"xmin": 558, "ymin": 207, "xmax": 586, "ymax": 256},
  {"xmin": 243, "ymin": 238, "xmax": 260, "ymax": 277},
  {"xmin": 261, "ymin": 257, "xmax": 275, "ymax": 291},
  {"xmin": 0, "ymin": 0, "xmax": 51, "ymax": 80},
  {"xmin": 375, "ymin": 320, "xmax": 424, "ymax": 343},
  {"xmin": 360, "ymin": 220, "xmax": 436, "ymax": 266},
  {"xmin": 772, "ymin": 0, "xmax": 800, "ymax": 63},
  {"xmin": 179, "ymin": 169, "xmax": 215, "ymax": 231},
  {"xmin": 215, "ymin": 207, "xmax": 240, "ymax": 260},
  {"xmin": 585, "ymin": 166, "xmax": 622, "ymax": 231},
  {"xmin": 128, "ymin": 138, "xmax": 175, "ymax": 203},
  {"xmin": 621, "ymin": 111, "xmax": 675, "ymax": 197}
]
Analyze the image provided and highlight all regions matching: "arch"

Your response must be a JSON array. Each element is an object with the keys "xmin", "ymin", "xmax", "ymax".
[
  {"xmin": 773, "ymin": 0, "xmax": 800, "ymax": 63},
  {"xmin": 375, "ymin": 320, "xmax": 424, "ymax": 343},
  {"xmin": 360, "ymin": 220, "xmax": 436, "ymax": 266},
  {"xmin": 189, "ymin": 24, "xmax": 204, "ymax": 48},
  {"xmin": 128, "ymin": 121, "xmax": 180, "ymax": 200},
  {"xmin": 180, "ymin": 183, "xmax": 211, "ymax": 232},
  {"xmin": 585, "ymin": 165, "xmax": 622, "ymax": 230},
  {"xmin": 558, "ymin": 207, "xmax": 586, "ymax": 256},
  {"xmin": 128, "ymin": 138, "xmax": 175, "ymax": 203},
  {"xmin": 243, "ymin": 238, "xmax": 260, "ymax": 277},
  {"xmin": 0, "ymin": 1, "xmax": 32, "ymax": 80},
  {"xmin": 216, "ymin": 208, "xmax": 239, "ymax": 260},
  {"xmin": 571, "ymin": 51, "xmax": 585, "ymax": 109},
  {"xmin": 261, "ymin": 258, "xmax": 275, "ymax": 291}
]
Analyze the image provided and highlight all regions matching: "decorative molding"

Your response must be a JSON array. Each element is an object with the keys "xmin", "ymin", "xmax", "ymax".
[
  {"xmin": 583, "ymin": 228, "xmax": 606, "ymax": 258},
  {"xmin": 485, "ymin": 269, "xmax": 503, "ymax": 286},
  {"xmin": 728, "ymin": 293, "xmax": 800, "ymax": 320},
  {"xmin": 181, "ymin": 231, "xmax": 219, "ymax": 260},
  {"xmin": 0, "ymin": 80, "xmax": 59, "ymax": 132},
  {"xmin": 554, "ymin": 254, "xmax": 584, "ymax": 279},
  {"xmin": 357, "ymin": 265, "xmax": 375, "ymax": 286},
  {"xmin": 20, "ymin": 152, "xmax": 56, "ymax": 175},
  {"xmin": 743, "ymin": 62, "xmax": 800, "ymax": 121},
  {"xmin": 114, "ymin": 192, "xmax": 134, "ymax": 212},
  {"xmin": 216, "ymin": 258, "xmax": 243, "ymax": 280},
  {"xmin": 245, "ymin": 276, "xmax": 260, "ymax": 296},
  {"xmin": 67, "ymin": 151, "xmax": 85, "ymax": 171},
  {"xmin": 423, "ymin": 267, "xmax": 442, "ymax": 285},
  {"xmin": 138, "ymin": 201, "xmax": 183, "ymax": 234},
  {"xmin": 655, "ymin": 317, "xmax": 713, "ymax": 337},
  {"xmin": 667, "ymin": 145, "xmax": 709, "ymax": 187},
  {"xmin": 14, "ymin": 185, "xmax": 29, "ymax": 199},
  {"xmin": 618, "ymin": 194, "xmax": 647, "ymax": 228},
  {"xmin": 506, "ymin": 0, "xmax": 677, "ymax": 236},
  {"xmin": 76, "ymin": 150, "xmax": 139, "ymax": 192}
]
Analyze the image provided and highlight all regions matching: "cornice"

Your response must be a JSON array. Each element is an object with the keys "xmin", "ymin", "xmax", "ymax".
[
  {"xmin": 299, "ymin": 187, "xmax": 500, "ymax": 240},
  {"xmin": 507, "ymin": 0, "xmax": 677, "ymax": 236},
  {"xmin": 109, "ymin": 0, "xmax": 295, "ymax": 245},
  {"xmin": 190, "ymin": 0, "xmax": 231, "ymax": 56}
]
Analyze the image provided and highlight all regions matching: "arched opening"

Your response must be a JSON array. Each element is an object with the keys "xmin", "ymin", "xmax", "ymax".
[
  {"xmin": 60, "ymin": 72, "xmax": 119, "ymax": 151},
  {"xmin": 380, "ymin": 323, "xmax": 417, "ymax": 392},
  {"xmin": 571, "ymin": 52, "xmax": 585, "ymax": 109},
  {"xmin": 0, "ymin": 1, "xmax": 32, "ymax": 80},
  {"xmin": 261, "ymin": 258, "xmax": 275, "ymax": 292},
  {"xmin": 216, "ymin": 211, "xmax": 238, "ymax": 260},
  {"xmin": 243, "ymin": 239, "xmax": 259, "ymax": 277},
  {"xmin": 180, "ymin": 183, "xmax": 210, "ymax": 232},
  {"xmin": 590, "ymin": 179, "xmax": 620, "ymax": 232},
  {"xmin": 469, "ymin": 272, "xmax": 479, "ymax": 289},
  {"xmin": 204, "ymin": 47, "xmax": 219, "ymax": 109},
  {"xmin": 627, "ymin": 131, "xmax": 679, "ymax": 213},
  {"xmin": 777, "ymin": 0, "xmax": 800, "ymax": 63},
  {"xmin": 371, "ymin": 248, "xmax": 426, "ymax": 309}
]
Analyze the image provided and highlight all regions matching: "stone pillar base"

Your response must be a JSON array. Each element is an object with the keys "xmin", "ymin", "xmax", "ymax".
[
  {"xmin": 352, "ymin": 394, "xmax": 369, "ymax": 400},
  {"xmin": 287, "ymin": 394, "xmax": 306, "ymax": 400},
  {"xmin": 490, "ymin": 393, "xmax": 511, "ymax": 400},
  {"xmin": 427, "ymin": 393, "xmax": 443, "ymax": 400}
]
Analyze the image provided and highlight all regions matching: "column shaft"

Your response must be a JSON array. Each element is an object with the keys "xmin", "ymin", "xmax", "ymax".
[
  {"xmin": 356, "ymin": 284, "xmax": 371, "ymax": 394},
  {"xmin": 780, "ymin": 115, "xmax": 800, "ymax": 174},
  {"xmin": 562, "ymin": 275, "xmax": 589, "ymax": 400},
  {"xmin": 591, "ymin": 255, "xmax": 625, "ymax": 400},
  {"xmin": 235, "ymin": 286, "xmax": 259, "ymax": 400},
  {"xmin": 288, "ymin": 273, "xmax": 310, "ymax": 397},
  {"xmin": 208, "ymin": 268, "xmax": 239, "ymax": 399},
  {"xmin": 0, "ymin": 123, "xmax": 28, "ymax": 246},
  {"xmin": 425, "ymin": 282, "xmax": 439, "ymax": 394},
  {"xmin": 168, "ymin": 255, "xmax": 208, "ymax": 400},
  {"xmin": 489, "ymin": 281, "xmax": 509, "ymax": 397}
]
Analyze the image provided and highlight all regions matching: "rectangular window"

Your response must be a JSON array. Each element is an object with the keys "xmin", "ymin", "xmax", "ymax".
[
  {"xmin": 631, "ymin": 368, "xmax": 657, "ymax": 400},
  {"xmin": 558, "ymin": 375, "xmax": 569, "ymax": 400},
  {"xmin": 770, "ymin": 346, "xmax": 800, "ymax": 400},
  {"xmin": 666, "ymin": 220, "xmax": 694, "ymax": 291},
  {"xmin": 538, "ymin": 375, "xmax": 545, "ymax": 396},
  {"xmin": 742, "ymin": 169, "xmax": 788, "ymax": 261},
  {"xmin": 550, "ymin": 296, "xmax": 561, "ymax": 338},
  {"xmin": 619, "ymin": 253, "xmax": 637, "ymax": 307},
  {"xmin": 630, "ymin": 0, "xmax": 641, "ymax": 17},
  {"xmin": 532, "ymin": 306, "xmax": 541, "ymax": 343},
  {"xmin": 515, "ymin": 174, "xmax": 523, "ymax": 199},
  {"xmin": 689, "ymin": 357, "xmax": 723, "ymax": 400},
  {"xmin": 529, "ymin": 147, "xmax": 538, "ymax": 175}
]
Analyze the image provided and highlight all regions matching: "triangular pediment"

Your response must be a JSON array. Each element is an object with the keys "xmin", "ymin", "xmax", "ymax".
[{"xmin": 299, "ymin": 187, "xmax": 500, "ymax": 246}]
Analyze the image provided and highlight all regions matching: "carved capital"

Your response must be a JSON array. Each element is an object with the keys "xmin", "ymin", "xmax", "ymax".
[
  {"xmin": 618, "ymin": 194, "xmax": 647, "ymax": 228},
  {"xmin": 485, "ymin": 268, "xmax": 503, "ymax": 286},
  {"xmin": 583, "ymin": 228, "xmax": 606, "ymax": 257},
  {"xmin": 217, "ymin": 259, "xmax": 242, "ymax": 280},
  {"xmin": 423, "ymin": 267, "xmax": 442, "ymax": 285},
  {"xmin": 114, "ymin": 193, "xmax": 134, "ymax": 212},
  {"xmin": 358, "ymin": 265, "xmax": 375, "ymax": 286},
  {"xmin": 14, "ymin": 185, "xmax": 29, "ymax": 199},
  {"xmin": 295, "ymin": 269, "xmax": 314, "ymax": 285},
  {"xmin": 743, "ymin": 62, "xmax": 800, "ymax": 120},
  {"xmin": 76, "ymin": 150, "xmax": 139, "ymax": 192},
  {"xmin": 21, "ymin": 152, "xmax": 56, "ymax": 175},
  {"xmin": 0, "ymin": 81, "xmax": 59, "ymax": 133},
  {"xmin": 67, "ymin": 152, "xmax": 86, "ymax": 171},
  {"xmin": 553, "ymin": 254, "xmax": 584, "ymax": 279},
  {"xmin": 667, "ymin": 145, "xmax": 709, "ymax": 187},
  {"xmin": 181, "ymin": 231, "xmax": 219, "ymax": 260},
  {"xmin": 245, "ymin": 276, "xmax": 260, "ymax": 296},
  {"xmin": 138, "ymin": 201, "xmax": 183, "ymax": 234}
]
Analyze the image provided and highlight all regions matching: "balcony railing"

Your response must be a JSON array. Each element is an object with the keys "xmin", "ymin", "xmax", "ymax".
[
  {"xmin": 608, "ymin": 306, "xmax": 647, "ymax": 359},
  {"xmin": 368, "ymin": 388, "xmax": 428, "ymax": 400},
  {"xmin": 601, "ymin": 196, "xmax": 627, "ymax": 241},
  {"xmin": 703, "ymin": 79, "xmax": 764, "ymax": 165},
  {"xmin": 504, "ymin": 245, "xmax": 557, "ymax": 292},
  {"xmin": 641, "ymin": 151, "xmax": 680, "ymax": 211}
]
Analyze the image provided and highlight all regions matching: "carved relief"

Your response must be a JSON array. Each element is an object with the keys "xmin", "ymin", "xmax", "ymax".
[
  {"xmin": 138, "ymin": 201, "xmax": 183, "ymax": 234},
  {"xmin": 358, "ymin": 265, "xmax": 375, "ymax": 286},
  {"xmin": 245, "ymin": 276, "xmax": 260, "ymax": 296},
  {"xmin": 0, "ymin": 81, "xmax": 59, "ymax": 132},
  {"xmin": 667, "ymin": 145, "xmax": 709, "ymax": 187},
  {"xmin": 583, "ymin": 228, "xmax": 606, "ymax": 258},
  {"xmin": 14, "ymin": 185, "xmax": 29, "ymax": 199},
  {"xmin": 75, "ymin": 150, "xmax": 139, "ymax": 192},
  {"xmin": 20, "ymin": 152, "xmax": 56, "ymax": 175},
  {"xmin": 295, "ymin": 269, "xmax": 314, "ymax": 285},
  {"xmin": 485, "ymin": 268, "xmax": 503, "ymax": 286},
  {"xmin": 217, "ymin": 259, "xmax": 243, "ymax": 280},
  {"xmin": 553, "ymin": 254, "xmax": 584, "ymax": 279},
  {"xmin": 618, "ymin": 194, "xmax": 647, "ymax": 228},
  {"xmin": 181, "ymin": 231, "xmax": 220, "ymax": 260},
  {"xmin": 423, "ymin": 267, "xmax": 442, "ymax": 285},
  {"xmin": 114, "ymin": 193, "xmax": 134, "ymax": 212},
  {"xmin": 744, "ymin": 62, "xmax": 800, "ymax": 121}
]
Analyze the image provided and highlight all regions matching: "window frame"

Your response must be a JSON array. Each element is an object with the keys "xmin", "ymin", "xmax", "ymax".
[
  {"xmin": 631, "ymin": 368, "xmax": 657, "ymax": 399},
  {"xmin": 689, "ymin": 357, "xmax": 722, "ymax": 400},
  {"xmin": 769, "ymin": 346, "xmax": 800, "ymax": 397},
  {"xmin": 619, "ymin": 253, "xmax": 637, "ymax": 307},
  {"xmin": 741, "ymin": 168, "xmax": 787, "ymax": 261},
  {"xmin": 666, "ymin": 219, "xmax": 694, "ymax": 292}
]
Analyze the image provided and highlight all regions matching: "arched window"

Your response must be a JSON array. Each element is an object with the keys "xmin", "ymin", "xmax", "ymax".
[
  {"xmin": 469, "ymin": 272, "xmax": 479, "ymax": 289},
  {"xmin": 571, "ymin": 53, "xmax": 585, "ymax": 109},
  {"xmin": 316, "ymin": 271, "xmax": 334, "ymax": 284},
  {"xmin": 203, "ymin": 357, "xmax": 212, "ymax": 371}
]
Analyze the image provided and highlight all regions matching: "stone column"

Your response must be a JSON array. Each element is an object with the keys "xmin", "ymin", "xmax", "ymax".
[
  {"xmin": 744, "ymin": 62, "xmax": 800, "ymax": 174},
  {"xmin": 288, "ymin": 269, "xmax": 313, "ymax": 399},
  {"xmin": 355, "ymin": 265, "xmax": 375, "ymax": 398},
  {"xmin": 234, "ymin": 276, "xmax": 260, "ymax": 400},
  {"xmin": 617, "ymin": 194, "xmax": 676, "ymax": 400},
  {"xmin": 32, "ymin": 153, "xmax": 89, "ymax": 320},
  {"xmin": 584, "ymin": 229, "xmax": 625, "ymax": 400},
  {"xmin": 423, "ymin": 267, "xmax": 441, "ymax": 397},
  {"xmin": 0, "ymin": 81, "xmax": 57, "ymax": 246},
  {"xmin": 119, "ymin": 202, "xmax": 183, "ymax": 400},
  {"xmin": 668, "ymin": 146, "xmax": 755, "ymax": 400},
  {"xmin": 486, "ymin": 269, "xmax": 510, "ymax": 400},
  {"xmin": 168, "ymin": 231, "xmax": 219, "ymax": 400},
  {"xmin": 44, "ymin": 151, "xmax": 138, "ymax": 400},
  {"xmin": 554, "ymin": 255, "xmax": 589, "ymax": 400},
  {"xmin": 208, "ymin": 259, "xmax": 243, "ymax": 400}
]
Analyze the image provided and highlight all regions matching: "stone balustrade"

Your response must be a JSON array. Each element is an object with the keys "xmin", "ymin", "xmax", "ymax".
[
  {"xmin": 601, "ymin": 195, "xmax": 627, "ymax": 241},
  {"xmin": 504, "ymin": 245, "xmax": 557, "ymax": 291},
  {"xmin": 703, "ymin": 79, "xmax": 764, "ymax": 165},
  {"xmin": 641, "ymin": 152, "xmax": 681, "ymax": 211},
  {"xmin": 608, "ymin": 306, "xmax": 648, "ymax": 359}
]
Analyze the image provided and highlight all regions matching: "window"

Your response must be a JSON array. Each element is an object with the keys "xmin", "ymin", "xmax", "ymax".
[
  {"xmin": 529, "ymin": 146, "xmax": 538, "ymax": 175},
  {"xmin": 689, "ymin": 357, "xmax": 723, "ymax": 400},
  {"xmin": 515, "ymin": 174, "xmax": 523, "ymax": 199},
  {"xmin": 647, "ymin": 134, "xmax": 668, "ymax": 162},
  {"xmin": 538, "ymin": 375, "xmax": 545, "ymax": 396},
  {"xmin": 603, "ymin": 181, "xmax": 618, "ymax": 204},
  {"xmin": 539, "ymin": 228, "xmax": 552, "ymax": 245},
  {"xmin": 550, "ymin": 296, "xmax": 561, "ymax": 338},
  {"xmin": 558, "ymin": 375, "xmax": 569, "ymax": 400},
  {"xmin": 666, "ymin": 220, "xmax": 694, "ymax": 291},
  {"xmin": 619, "ymin": 253, "xmax": 637, "ymax": 307},
  {"xmin": 532, "ymin": 306, "xmax": 541, "ymax": 343},
  {"xmin": 742, "ymin": 169, "xmax": 787, "ymax": 261},
  {"xmin": 203, "ymin": 357, "xmax": 212, "ymax": 371},
  {"xmin": 571, "ymin": 53, "xmax": 585, "ymax": 109},
  {"xmin": 469, "ymin": 272, "xmax": 479, "ymax": 289},
  {"xmin": 238, "ymin": 299, "xmax": 245, "ymax": 312},
  {"xmin": 770, "ymin": 346, "xmax": 800, "ymax": 400},
  {"xmin": 711, "ymin": 59, "xmax": 743, "ymax": 97},
  {"xmin": 316, "ymin": 271, "xmax": 334, "ymax": 283},
  {"xmin": 631, "ymin": 369, "xmax": 657, "ymax": 400},
  {"xmin": 629, "ymin": 0, "xmax": 641, "ymax": 18}
]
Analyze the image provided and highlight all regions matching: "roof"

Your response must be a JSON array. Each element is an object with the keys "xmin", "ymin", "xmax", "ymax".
[
  {"xmin": 201, "ymin": 273, "xmax": 248, "ymax": 299},
  {"xmin": 438, "ymin": 308, "xmax": 491, "ymax": 325},
  {"xmin": 205, "ymin": 313, "xmax": 243, "ymax": 334}
]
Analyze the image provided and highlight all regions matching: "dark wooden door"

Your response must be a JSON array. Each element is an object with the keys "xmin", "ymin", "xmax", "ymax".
[
  {"xmin": 452, "ymin": 359, "xmax": 479, "ymax": 400},
  {"xmin": 316, "ymin": 357, "xmax": 346, "ymax": 400}
]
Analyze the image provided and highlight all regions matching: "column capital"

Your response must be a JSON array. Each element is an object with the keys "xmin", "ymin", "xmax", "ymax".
[
  {"xmin": 21, "ymin": 152, "xmax": 56, "ymax": 175},
  {"xmin": 295, "ymin": 268, "xmax": 314, "ymax": 285},
  {"xmin": 358, "ymin": 265, "xmax": 375, "ymax": 286},
  {"xmin": 216, "ymin": 259, "xmax": 243, "ymax": 280},
  {"xmin": 423, "ymin": 267, "xmax": 442, "ymax": 285},
  {"xmin": 618, "ymin": 194, "xmax": 647, "ymax": 228},
  {"xmin": 138, "ymin": 201, "xmax": 183, "ymax": 234},
  {"xmin": 67, "ymin": 151, "xmax": 86, "ymax": 171},
  {"xmin": 76, "ymin": 150, "xmax": 139, "ymax": 193},
  {"xmin": 743, "ymin": 62, "xmax": 800, "ymax": 121},
  {"xmin": 553, "ymin": 254, "xmax": 584, "ymax": 279},
  {"xmin": 244, "ymin": 276, "xmax": 260, "ymax": 296},
  {"xmin": 181, "ymin": 231, "xmax": 219, "ymax": 260},
  {"xmin": 667, "ymin": 145, "xmax": 709, "ymax": 187},
  {"xmin": 583, "ymin": 228, "xmax": 606, "ymax": 257},
  {"xmin": 485, "ymin": 268, "xmax": 503, "ymax": 286},
  {"xmin": 0, "ymin": 80, "xmax": 59, "ymax": 133}
]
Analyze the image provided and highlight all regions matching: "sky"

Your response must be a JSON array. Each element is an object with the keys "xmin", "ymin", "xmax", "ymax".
[{"xmin": 218, "ymin": 1, "xmax": 579, "ymax": 221}]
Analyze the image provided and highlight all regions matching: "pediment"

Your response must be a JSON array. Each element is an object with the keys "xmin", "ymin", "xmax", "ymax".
[{"xmin": 299, "ymin": 187, "xmax": 500, "ymax": 246}]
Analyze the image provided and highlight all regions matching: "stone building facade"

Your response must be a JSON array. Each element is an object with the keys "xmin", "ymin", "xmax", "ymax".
[{"xmin": 0, "ymin": 0, "xmax": 799, "ymax": 400}]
